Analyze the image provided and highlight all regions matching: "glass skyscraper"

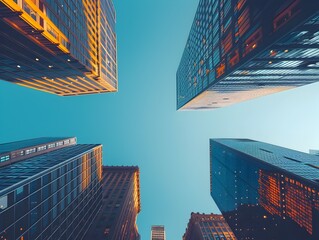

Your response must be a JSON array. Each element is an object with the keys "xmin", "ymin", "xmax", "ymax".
[
  {"xmin": 0, "ymin": 0, "xmax": 117, "ymax": 95},
  {"xmin": 210, "ymin": 139, "xmax": 319, "ymax": 240},
  {"xmin": 177, "ymin": 0, "xmax": 319, "ymax": 110},
  {"xmin": 0, "ymin": 137, "xmax": 103, "ymax": 240},
  {"xmin": 84, "ymin": 166, "xmax": 141, "ymax": 240},
  {"xmin": 183, "ymin": 212, "xmax": 236, "ymax": 240}
]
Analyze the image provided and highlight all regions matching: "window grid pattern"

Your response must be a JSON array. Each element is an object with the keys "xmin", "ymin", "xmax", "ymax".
[
  {"xmin": 0, "ymin": 0, "xmax": 118, "ymax": 95},
  {"xmin": 183, "ymin": 213, "xmax": 236, "ymax": 240},
  {"xmin": 210, "ymin": 139, "xmax": 319, "ymax": 239},
  {"xmin": 84, "ymin": 166, "xmax": 140, "ymax": 240},
  {"xmin": 0, "ymin": 144, "xmax": 103, "ymax": 240},
  {"xmin": 177, "ymin": 0, "xmax": 319, "ymax": 110}
]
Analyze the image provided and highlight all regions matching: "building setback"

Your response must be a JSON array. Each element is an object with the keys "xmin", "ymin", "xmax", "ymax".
[
  {"xmin": 210, "ymin": 139, "xmax": 319, "ymax": 240},
  {"xmin": 84, "ymin": 166, "xmax": 141, "ymax": 240},
  {"xmin": 0, "ymin": 0, "xmax": 117, "ymax": 95},
  {"xmin": 177, "ymin": 0, "xmax": 319, "ymax": 110},
  {"xmin": 183, "ymin": 212, "xmax": 236, "ymax": 240},
  {"xmin": 151, "ymin": 225, "xmax": 166, "ymax": 240},
  {"xmin": 0, "ymin": 137, "xmax": 103, "ymax": 240}
]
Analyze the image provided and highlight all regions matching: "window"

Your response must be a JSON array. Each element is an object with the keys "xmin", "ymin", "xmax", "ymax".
[
  {"xmin": 0, "ymin": 155, "xmax": 10, "ymax": 163},
  {"xmin": 26, "ymin": 148, "xmax": 36, "ymax": 155},
  {"xmin": 37, "ymin": 145, "xmax": 47, "ymax": 151},
  {"xmin": 0, "ymin": 207, "xmax": 14, "ymax": 233},
  {"xmin": 48, "ymin": 143, "xmax": 56, "ymax": 149},
  {"xmin": 30, "ymin": 191, "xmax": 41, "ymax": 209},
  {"xmin": 30, "ymin": 179, "xmax": 41, "ymax": 193},
  {"xmin": 43, "ymin": 174, "xmax": 51, "ymax": 185},
  {"xmin": 16, "ymin": 185, "xmax": 28, "ymax": 202},
  {"xmin": 15, "ymin": 199, "xmax": 28, "ymax": 220},
  {"xmin": 0, "ymin": 196, "xmax": 7, "ymax": 210}
]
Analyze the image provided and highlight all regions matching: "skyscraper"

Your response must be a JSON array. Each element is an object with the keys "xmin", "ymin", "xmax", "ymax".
[
  {"xmin": 183, "ymin": 212, "xmax": 236, "ymax": 240},
  {"xmin": 210, "ymin": 139, "xmax": 319, "ymax": 240},
  {"xmin": 0, "ymin": 0, "xmax": 117, "ymax": 95},
  {"xmin": 177, "ymin": 0, "xmax": 319, "ymax": 110},
  {"xmin": 0, "ymin": 137, "xmax": 103, "ymax": 240},
  {"xmin": 85, "ymin": 166, "xmax": 141, "ymax": 240},
  {"xmin": 151, "ymin": 225, "xmax": 166, "ymax": 240}
]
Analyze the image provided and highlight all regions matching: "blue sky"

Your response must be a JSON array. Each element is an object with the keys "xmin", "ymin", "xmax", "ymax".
[{"xmin": 1, "ymin": 0, "xmax": 319, "ymax": 239}]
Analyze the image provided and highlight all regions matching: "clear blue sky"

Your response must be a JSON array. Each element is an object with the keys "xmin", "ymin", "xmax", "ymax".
[{"xmin": 1, "ymin": 0, "xmax": 319, "ymax": 239}]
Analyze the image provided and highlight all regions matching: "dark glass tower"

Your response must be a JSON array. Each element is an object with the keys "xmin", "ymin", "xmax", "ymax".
[
  {"xmin": 183, "ymin": 212, "xmax": 236, "ymax": 240},
  {"xmin": 0, "ymin": 137, "xmax": 103, "ymax": 240},
  {"xmin": 177, "ymin": 0, "xmax": 319, "ymax": 110},
  {"xmin": 84, "ymin": 166, "xmax": 141, "ymax": 240},
  {"xmin": 0, "ymin": 0, "xmax": 117, "ymax": 95},
  {"xmin": 210, "ymin": 139, "xmax": 319, "ymax": 240}
]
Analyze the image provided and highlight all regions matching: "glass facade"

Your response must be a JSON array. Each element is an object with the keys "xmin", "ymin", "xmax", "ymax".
[
  {"xmin": 183, "ymin": 213, "xmax": 236, "ymax": 240},
  {"xmin": 210, "ymin": 139, "xmax": 319, "ymax": 240},
  {"xmin": 177, "ymin": 0, "xmax": 319, "ymax": 110},
  {"xmin": 84, "ymin": 166, "xmax": 141, "ymax": 240},
  {"xmin": 0, "ymin": 139, "xmax": 103, "ymax": 240},
  {"xmin": 0, "ymin": 0, "xmax": 117, "ymax": 95}
]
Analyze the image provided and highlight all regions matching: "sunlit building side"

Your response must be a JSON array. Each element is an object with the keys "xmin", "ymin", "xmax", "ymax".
[
  {"xmin": 183, "ymin": 212, "xmax": 236, "ymax": 240},
  {"xmin": 0, "ymin": 137, "xmax": 103, "ymax": 240},
  {"xmin": 177, "ymin": 0, "xmax": 319, "ymax": 110},
  {"xmin": 0, "ymin": 0, "xmax": 117, "ymax": 95},
  {"xmin": 85, "ymin": 166, "xmax": 141, "ymax": 240},
  {"xmin": 210, "ymin": 139, "xmax": 319, "ymax": 240}
]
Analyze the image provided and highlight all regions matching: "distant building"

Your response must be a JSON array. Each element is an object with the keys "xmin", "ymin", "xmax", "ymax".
[
  {"xmin": 177, "ymin": 0, "xmax": 319, "ymax": 110},
  {"xmin": 151, "ymin": 225, "xmax": 166, "ymax": 240},
  {"xmin": 210, "ymin": 139, "xmax": 319, "ymax": 240},
  {"xmin": 0, "ymin": 0, "xmax": 117, "ymax": 95},
  {"xmin": 85, "ymin": 166, "xmax": 141, "ymax": 240},
  {"xmin": 183, "ymin": 212, "xmax": 236, "ymax": 240},
  {"xmin": 0, "ymin": 137, "xmax": 103, "ymax": 240}
]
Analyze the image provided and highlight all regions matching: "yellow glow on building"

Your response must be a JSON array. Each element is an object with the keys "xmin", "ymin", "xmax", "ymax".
[
  {"xmin": 94, "ymin": 146, "xmax": 103, "ymax": 181},
  {"xmin": 134, "ymin": 170, "xmax": 141, "ymax": 213},
  {"xmin": 0, "ymin": 0, "xmax": 118, "ymax": 95}
]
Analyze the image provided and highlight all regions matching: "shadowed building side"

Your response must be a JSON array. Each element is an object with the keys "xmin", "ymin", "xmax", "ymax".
[
  {"xmin": 0, "ymin": 0, "xmax": 117, "ymax": 96},
  {"xmin": 84, "ymin": 166, "xmax": 141, "ymax": 240}
]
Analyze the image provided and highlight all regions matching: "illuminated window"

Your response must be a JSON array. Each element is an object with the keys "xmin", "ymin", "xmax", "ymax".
[
  {"xmin": 0, "ymin": 155, "xmax": 10, "ymax": 162},
  {"xmin": 37, "ymin": 145, "xmax": 47, "ymax": 151}
]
